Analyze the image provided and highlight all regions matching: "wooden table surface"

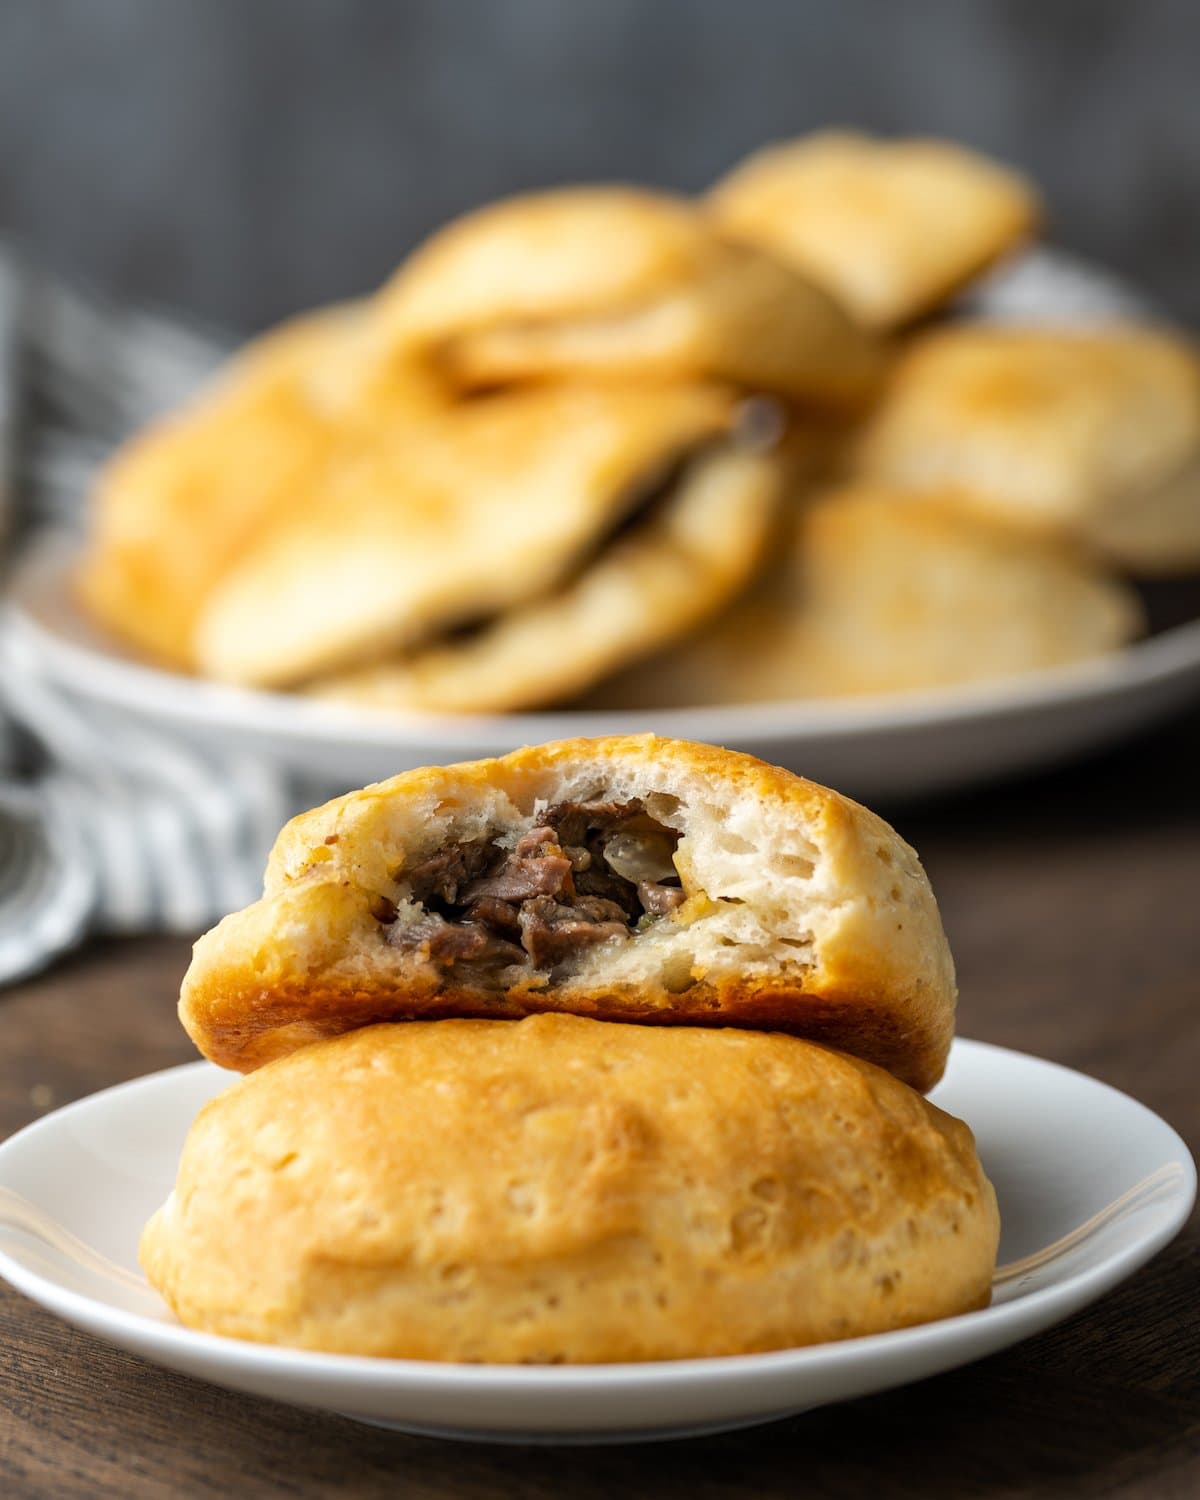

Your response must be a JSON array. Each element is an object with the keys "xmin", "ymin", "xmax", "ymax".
[{"xmin": 1, "ymin": 711, "xmax": 1198, "ymax": 1499}]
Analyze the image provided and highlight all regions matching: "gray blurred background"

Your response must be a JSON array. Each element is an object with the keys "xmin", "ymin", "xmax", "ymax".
[{"xmin": 0, "ymin": 0, "xmax": 1196, "ymax": 334}]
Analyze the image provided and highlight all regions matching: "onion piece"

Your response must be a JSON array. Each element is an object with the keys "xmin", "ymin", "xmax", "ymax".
[{"xmin": 602, "ymin": 830, "xmax": 679, "ymax": 885}]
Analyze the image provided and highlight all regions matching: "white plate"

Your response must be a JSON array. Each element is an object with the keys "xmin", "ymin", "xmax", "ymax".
[
  {"xmin": 7, "ymin": 537, "xmax": 1200, "ymax": 800},
  {"xmin": 0, "ymin": 1039, "xmax": 1191, "ymax": 1444}
]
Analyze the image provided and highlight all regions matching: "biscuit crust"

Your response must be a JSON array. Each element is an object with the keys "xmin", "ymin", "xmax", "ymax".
[
  {"xmin": 192, "ymin": 383, "xmax": 737, "ymax": 686},
  {"xmin": 709, "ymin": 131, "xmax": 1039, "ymax": 331},
  {"xmin": 310, "ymin": 442, "xmax": 781, "ymax": 712},
  {"xmin": 78, "ymin": 304, "xmax": 365, "ymax": 666},
  {"xmin": 853, "ymin": 324, "xmax": 1200, "ymax": 569},
  {"xmin": 141, "ymin": 1014, "xmax": 999, "ymax": 1362},
  {"xmin": 376, "ymin": 186, "xmax": 881, "ymax": 408},
  {"xmin": 589, "ymin": 486, "xmax": 1143, "ymax": 707},
  {"xmin": 179, "ymin": 736, "xmax": 957, "ymax": 1090},
  {"xmin": 78, "ymin": 302, "xmax": 447, "ymax": 667}
]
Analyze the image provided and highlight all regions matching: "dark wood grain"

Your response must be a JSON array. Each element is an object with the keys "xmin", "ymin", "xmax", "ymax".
[{"xmin": 1, "ymin": 710, "xmax": 1198, "ymax": 1499}]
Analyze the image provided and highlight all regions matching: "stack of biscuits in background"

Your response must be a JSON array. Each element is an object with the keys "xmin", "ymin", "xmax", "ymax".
[{"xmin": 80, "ymin": 130, "xmax": 1200, "ymax": 712}]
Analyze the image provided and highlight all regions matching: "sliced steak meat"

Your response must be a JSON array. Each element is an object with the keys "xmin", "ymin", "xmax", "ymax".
[
  {"xmin": 465, "ymin": 894, "xmax": 522, "ymax": 935},
  {"xmin": 573, "ymin": 864, "xmax": 640, "ymax": 919},
  {"xmin": 385, "ymin": 912, "xmax": 524, "ymax": 967},
  {"xmin": 514, "ymin": 826, "xmax": 559, "ymax": 856},
  {"xmin": 379, "ymin": 798, "xmax": 685, "ymax": 974},
  {"xmin": 539, "ymin": 799, "xmax": 642, "ymax": 850},
  {"xmin": 428, "ymin": 920, "xmax": 525, "ymax": 967},
  {"xmin": 638, "ymin": 880, "xmax": 687, "ymax": 916},
  {"xmin": 518, "ymin": 896, "xmax": 631, "ymax": 969},
  {"xmin": 571, "ymin": 894, "xmax": 632, "ymax": 925},
  {"xmin": 405, "ymin": 841, "xmax": 495, "ymax": 906},
  {"xmin": 462, "ymin": 851, "xmax": 575, "ymax": 904}
]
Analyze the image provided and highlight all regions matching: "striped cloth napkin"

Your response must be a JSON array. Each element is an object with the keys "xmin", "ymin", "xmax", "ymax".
[
  {"xmin": 0, "ymin": 248, "xmax": 293, "ymax": 984},
  {"xmin": 0, "ymin": 243, "xmax": 1151, "ymax": 986}
]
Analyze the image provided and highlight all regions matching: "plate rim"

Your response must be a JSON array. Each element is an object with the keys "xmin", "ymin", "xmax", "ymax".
[
  {"xmin": 9, "ymin": 533, "xmax": 1200, "ymax": 750},
  {"xmin": 0, "ymin": 1036, "xmax": 1192, "ymax": 1398}
]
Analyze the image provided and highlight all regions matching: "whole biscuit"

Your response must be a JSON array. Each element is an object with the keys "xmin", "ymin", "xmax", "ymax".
[
  {"xmin": 853, "ymin": 323, "xmax": 1200, "ymax": 571},
  {"xmin": 191, "ymin": 383, "xmax": 738, "ymax": 687},
  {"xmin": 141, "ymin": 1014, "xmax": 999, "ymax": 1362},
  {"xmin": 709, "ymin": 131, "xmax": 1039, "ymax": 331},
  {"xmin": 310, "ymin": 441, "xmax": 782, "ymax": 712},
  {"xmin": 589, "ymin": 486, "xmax": 1143, "ymax": 706},
  {"xmin": 375, "ymin": 186, "xmax": 881, "ymax": 408}
]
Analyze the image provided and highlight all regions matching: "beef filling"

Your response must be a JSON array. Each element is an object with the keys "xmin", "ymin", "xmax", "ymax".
[{"xmin": 383, "ymin": 798, "xmax": 685, "ymax": 972}]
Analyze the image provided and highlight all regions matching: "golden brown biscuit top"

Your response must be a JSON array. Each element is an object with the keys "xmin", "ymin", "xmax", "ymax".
[
  {"xmin": 189, "ymin": 383, "xmax": 740, "ymax": 686},
  {"xmin": 369, "ymin": 183, "xmax": 881, "ymax": 407},
  {"xmin": 140, "ymin": 1015, "xmax": 999, "ymax": 1361},
  {"xmin": 855, "ymin": 323, "xmax": 1200, "ymax": 530},
  {"xmin": 586, "ymin": 485, "xmax": 1141, "ymax": 710},
  {"xmin": 176, "ymin": 1013, "xmax": 985, "ymax": 1262},
  {"xmin": 709, "ymin": 130, "xmax": 1040, "ymax": 330},
  {"xmin": 376, "ymin": 187, "xmax": 722, "ymax": 345}
]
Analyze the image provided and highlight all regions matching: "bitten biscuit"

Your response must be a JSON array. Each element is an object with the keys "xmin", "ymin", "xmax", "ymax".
[
  {"xmin": 141, "ymin": 1014, "xmax": 999, "ymax": 1361},
  {"xmin": 179, "ymin": 735, "xmax": 957, "ymax": 1090}
]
